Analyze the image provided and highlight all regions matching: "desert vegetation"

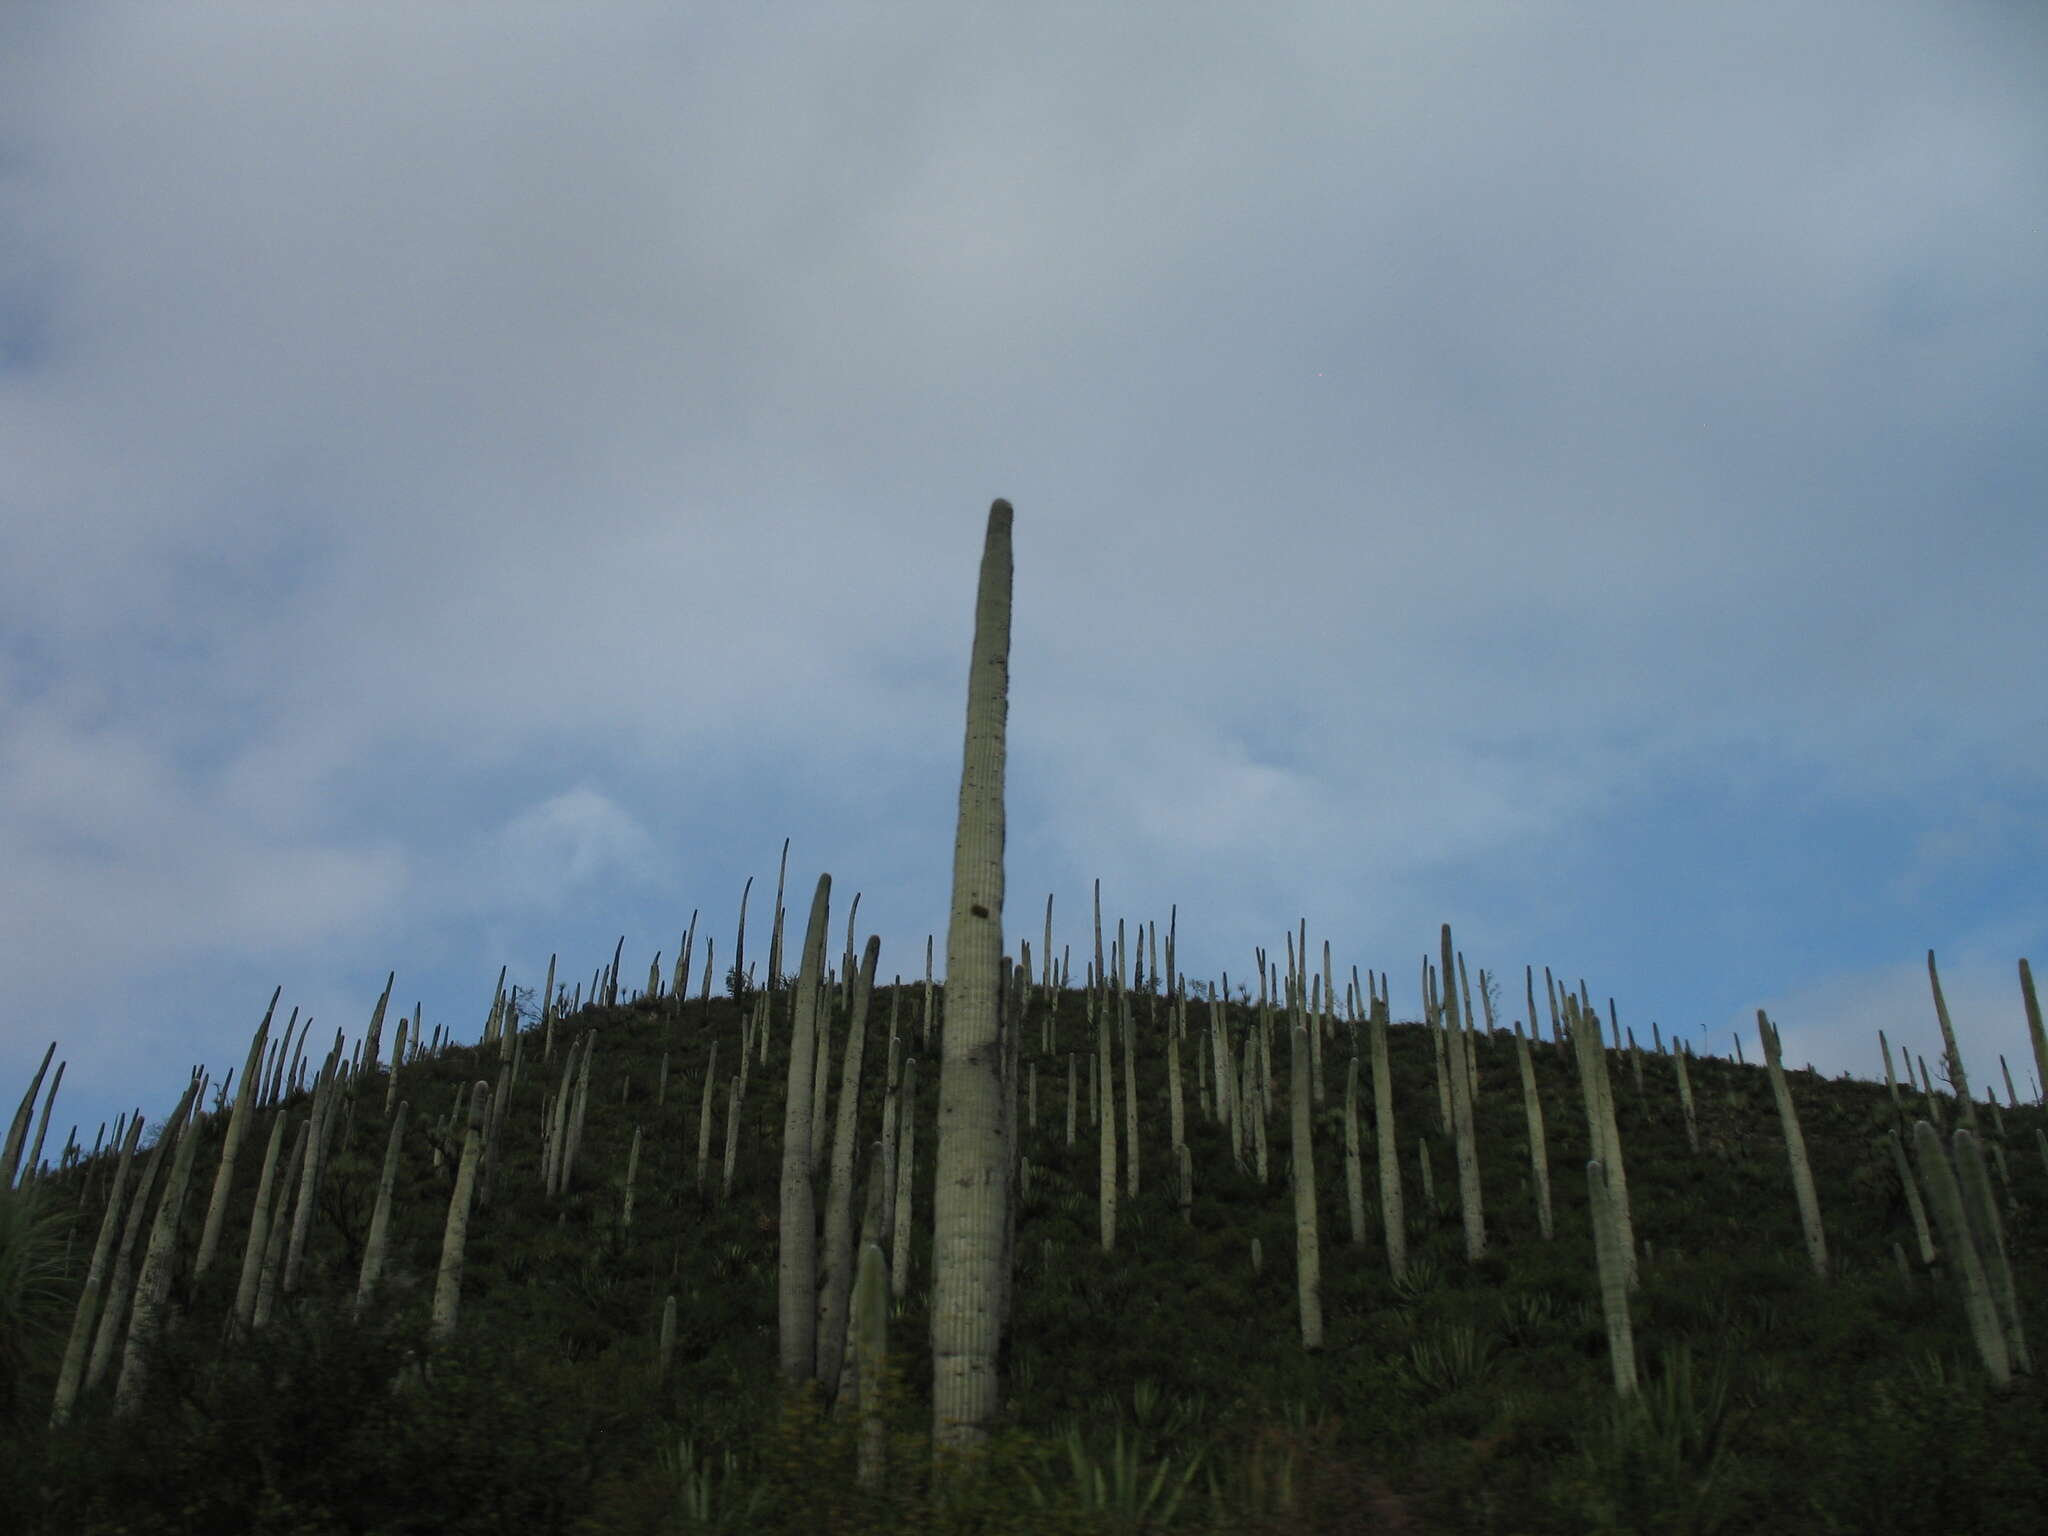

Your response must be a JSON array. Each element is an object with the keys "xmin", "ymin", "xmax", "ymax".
[{"xmin": 1, "ymin": 503, "xmax": 2044, "ymax": 1533}]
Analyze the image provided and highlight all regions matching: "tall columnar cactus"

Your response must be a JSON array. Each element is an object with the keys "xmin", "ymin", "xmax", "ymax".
[
  {"xmin": 429, "ymin": 1082, "xmax": 491, "ymax": 1345},
  {"xmin": 1926, "ymin": 950, "xmax": 1980, "ymax": 1131},
  {"xmin": 1343, "ymin": 1057, "xmax": 1366, "ymax": 1246},
  {"xmin": 355, "ymin": 1102, "xmax": 409, "ymax": 1320},
  {"xmin": 3, "ymin": 1041, "xmax": 57, "ymax": 1189},
  {"xmin": 1910, "ymin": 1119, "xmax": 2010, "ymax": 1388},
  {"xmin": 778, "ymin": 873, "xmax": 834, "ymax": 1384},
  {"xmin": 1674, "ymin": 1039, "xmax": 1699, "ymax": 1155},
  {"xmin": 1953, "ymin": 1128, "xmax": 2031, "ymax": 1375},
  {"xmin": 817, "ymin": 935, "xmax": 881, "ymax": 1392},
  {"xmin": 114, "ymin": 1075, "xmax": 207, "ymax": 1419},
  {"xmin": 1289, "ymin": 1024, "xmax": 1324, "ymax": 1349},
  {"xmin": 1440, "ymin": 925, "xmax": 1485, "ymax": 1261},
  {"xmin": 1370, "ymin": 991, "xmax": 1407, "ymax": 1282},
  {"xmin": 1886, "ymin": 1127, "xmax": 1937, "ymax": 1266},
  {"xmin": 852, "ymin": 1238, "xmax": 891, "ymax": 1490},
  {"xmin": 50, "ymin": 1112, "xmax": 145, "ymax": 1426},
  {"xmin": 893, "ymin": 1056, "xmax": 918, "ymax": 1300},
  {"xmin": 193, "ymin": 992, "xmax": 278, "ymax": 1282},
  {"xmin": 252, "ymin": 1119, "xmax": 311, "ymax": 1332},
  {"xmin": 1098, "ymin": 989, "xmax": 1118, "ymax": 1252},
  {"xmin": 1570, "ymin": 995, "xmax": 1637, "ymax": 1290},
  {"xmin": 930, "ymin": 498, "xmax": 1014, "ymax": 1460},
  {"xmin": 1512, "ymin": 1013, "xmax": 1554, "ymax": 1240},
  {"xmin": 2020, "ymin": 959, "xmax": 2045, "ymax": 1110},
  {"xmin": 1758, "ymin": 1011, "xmax": 1828, "ymax": 1280},
  {"xmin": 232, "ymin": 1111, "xmax": 291, "ymax": 1333},
  {"xmin": 1588, "ymin": 1158, "xmax": 1637, "ymax": 1397}
]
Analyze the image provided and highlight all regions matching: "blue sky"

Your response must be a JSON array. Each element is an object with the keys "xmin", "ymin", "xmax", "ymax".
[{"xmin": 4, "ymin": 2, "xmax": 2046, "ymax": 1161}]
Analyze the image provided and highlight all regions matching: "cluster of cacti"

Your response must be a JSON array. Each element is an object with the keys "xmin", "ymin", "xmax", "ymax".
[{"xmin": 11, "ymin": 496, "xmax": 2048, "ymax": 1536}]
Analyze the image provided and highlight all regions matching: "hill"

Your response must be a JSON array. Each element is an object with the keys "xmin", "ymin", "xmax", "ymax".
[{"xmin": 1, "ymin": 935, "xmax": 2044, "ymax": 1534}]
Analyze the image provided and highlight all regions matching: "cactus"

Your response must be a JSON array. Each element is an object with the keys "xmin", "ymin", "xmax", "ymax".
[
  {"xmin": 1588, "ymin": 1158, "xmax": 1637, "ymax": 1397},
  {"xmin": 251, "ymin": 1119, "xmax": 310, "ymax": 1334},
  {"xmin": 1758, "ymin": 1011, "xmax": 1828, "ymax": 1280},
  {"xmin": 1289, "ymin": 1024, "xmax": 1324, "ymax": 1349},
  {"xmin": 114, "ymin": 1074, "xmax": 206, "ymax": 1418},
  {"xmin": 1343, "ymin": 1057, "xmax": 1366, "ymax": 1247},
  {"xmin": 355, "ymin": 1102, "xmax": 409, "ymax": 1320},
  {"xmin": 2021, "ymin": 959, "xmax": 2046, "ymax": 1109},
  {"xmin": 1953, "ymin": 1128, "xmax": 2030, "ymax": 1375},
  {"xmin": 429, "ymin": 1082, "xmax": 490, "ymax": 1345},
  {"xmin": 778, "ymin": 872, "xmax": 833, "ymax": 1384},
  {"xmin": 1512, "ymin": 1007, "xmax": 1554, "ymax": 1240},
  {"xmin": 817, "ymin": 935, "xmax": 881, "ymax": 1393},
  {"xmin": 1927, "ymin": 950, "xmax": 1980, "ymax": 1130},
  {"xmin": 695, "ymin": 1041, "xmax": 718, "ymax": 1189},
  {"xmin": 892, "ymin": 1056, "xmax": 918, "ymax": 1300},
  {"xmin": 2, "ymin": 1042, "xmax": 57, "ymax": 1189},
  {"xmin": 50, "ymin": 1112, "xmax": 145, "ymax": 1426},
  {"xmin": 1441, "ymin": 925, "xmax": 1486, "ymax": 1261},
  {"xmin": 1370, "ymin": 990, "xmax": 1408, "ymax": 1283},
  {"xmin": 930, "ymin": 498, "xmax": 1014, "ymax": 1460},
  {"xmin": 1911, "ymin": 1119, "xmax": 2010, "ymax": 1387},
  {"xmin": 1674, "ymin": 1038, "xmax": 1699, "ymax": 1155},
  {"xmin": 1571, "ymin": 994, "xmax": 1637, "ymax": 1290}
]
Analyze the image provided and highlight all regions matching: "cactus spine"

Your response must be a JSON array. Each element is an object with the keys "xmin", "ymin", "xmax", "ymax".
[{"xmin": 930, "ymin": 498, "xmax": 1014, "ymax": 1460}]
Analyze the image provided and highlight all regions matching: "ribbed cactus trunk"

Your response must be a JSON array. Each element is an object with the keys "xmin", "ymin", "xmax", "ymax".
[
  {"xmin": 1953, "ymin": 1128, "xmax": 2031, "ymax": 1376},
  {"xmin": 429, "ymin": 1082, "xmax": 490, "ymax": 1345},
  {"xmin": 1370, "ymin": 992, "xmax": 1406, "ymax": 1282},
  {"xmin": 930, "ymin": 499, "xmax": 1013, "ymax": 1460},
  {"xmin": 354, "ymin": 1102, "xmax": 409, "ymax": 1320},
  {"xmin": 892, "ymin": 1056, "xmax": 918, "ymax": 1300},
  {"xmin": 250, "ymin": 1120, "xmax": 310, "ymax": 1334},
  {"xmin": 51, "ymin": 1111, "xmax": 145, "ymax": 1426},
  {"xmin": 1343, "ymin": 1057, "xmax": 1366, "ymax": 1247},
  {"xmin": 778, "ymin": 873, "xmax": 834, "ymax": 1385},
  {"xmin": 1758, "ymin": 1011, "xmax": 1827, "ymax": 1280},
  {"xmin": 817, "ymin": 935, "xmax": 881, "ymax": 1392},
  {"xmin": 192, "ymin": 991, "xmax": 276, "ymax": 1282},
  {"xmin": 1911, "ymin": 1120, "xmax": 2010, "ymax": 1387},
  {"xmin": 1571, "ymin": 995, "xmax": 1636, "ymax": 1290},
  {"xmin": 1097, "ymin": 989, "xmax": 1118, "ymax": 1252},
  {"xmin": 114, "ymin": 1076, "xmax": 207, "ymax": 1419},
  {"xmin": 1589, "ymin": 1158, "xmax": 1637, "ymax": 1397},
  {"xmin": 1512, "ymin": 1018, "xmax": 1554, "ymax": 1240},
  {"xmin": 2020, "ymin": 959, "xmax": 2046, "ymax": 1110},
  {"xmin": 1926, "ymin": 950, "xmax": 1980, "ymax": 1131},
  {"xmin": 1289, "ymin": 1024, "xmax": 1324, "ymax": 1349},
  {"xmin": 1440, "ymin": 925, "xmax": 1485, "ymax": 1261}
]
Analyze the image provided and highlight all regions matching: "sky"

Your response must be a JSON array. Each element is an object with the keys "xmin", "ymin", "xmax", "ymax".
[{"xmin": 4, "ymin": 2, "xmax": 2046, "ymax": 1165}]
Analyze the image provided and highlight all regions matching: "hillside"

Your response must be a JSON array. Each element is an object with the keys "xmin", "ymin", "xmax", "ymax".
[{"xmin": 2, "ymin": 938, "xmax": 2044, "ymax": 1535}]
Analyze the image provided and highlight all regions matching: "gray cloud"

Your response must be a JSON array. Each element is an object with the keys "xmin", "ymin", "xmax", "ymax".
[{"xmin": 3, "ymin": 2, "xmax": 2044, "ymax": 1146}]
